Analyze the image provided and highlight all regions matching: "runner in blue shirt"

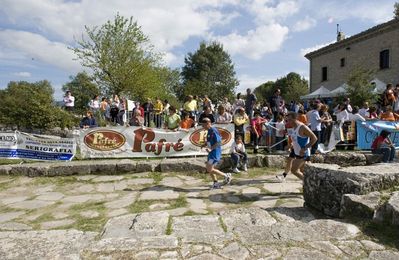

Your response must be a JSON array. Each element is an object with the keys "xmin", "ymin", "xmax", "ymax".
[{"xmin": 202, "ymin": 118, "xmax": 232, "ymax": 189}]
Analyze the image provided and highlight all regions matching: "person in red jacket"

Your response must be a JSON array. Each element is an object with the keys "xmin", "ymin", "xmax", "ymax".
[{"xmin": 371, "ymin": 130, "xmax": 396, "ymax": 163}]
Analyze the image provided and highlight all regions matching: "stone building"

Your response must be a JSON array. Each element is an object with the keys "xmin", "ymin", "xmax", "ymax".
[{"xmin": 305, "ymin": 19, "xmax": 399, "ymax": 92}]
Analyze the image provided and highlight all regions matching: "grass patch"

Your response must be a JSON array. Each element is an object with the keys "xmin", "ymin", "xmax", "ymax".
[
  {"xmin": 32, "ymin": 176, "xmax": 78, "ymax": 187},
  {"xmin": 168, "ymin": 195, "xmax": 188, "ymax": 209},
  {"xmin": 183, "ymin": 210, "xmax": 196, "ymax": 216},
  {"xmin": 148, "ymin": 172, "xmax": 163, "ymax": 185},
  {"xmin": 68, "ymin": 201, "xmax": 108, "ymax": 232},
  {"xmin": 0, "ymin": 178, "xmax": 16, "ymax": 191},
  {"xmin": 0, "ymin": 159, "xmax": 35, "ymax": 165},
  {"xmin": 166, "ymin": 215, "xmax": 173, "ymax": 235},
  {"xmin": 128, "ymin": 200, "xmax": 153, "ymax": 213},
  {"xmin": 247, "ymin": 167, "xmax": 281, "ymax": 178},
  {"xmin": 218, "ymin": 216, "xmax": 227, "ymax": 232},
  {"xmin": 28, "ymin": 212, "xmax": 55, "ymax": 229}
]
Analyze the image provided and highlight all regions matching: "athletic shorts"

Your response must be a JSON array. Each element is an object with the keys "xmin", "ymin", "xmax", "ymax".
[
  {"xmin": 207, "ymin": 151, "xmax": 220, "ymax": 166},
  {"xmin": 289, "ymin": 149, "xmax": 309, "ymax": 160}
]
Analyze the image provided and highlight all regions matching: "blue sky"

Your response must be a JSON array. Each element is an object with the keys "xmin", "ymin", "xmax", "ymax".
[{"xmin": 0, "ymin": 0, "xmax": 397, "ymax": 100}]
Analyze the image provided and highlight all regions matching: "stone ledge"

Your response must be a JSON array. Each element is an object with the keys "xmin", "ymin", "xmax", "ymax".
[{"xmin": 304, "ymin": 163, "xmax": 399, "ymax": 217}]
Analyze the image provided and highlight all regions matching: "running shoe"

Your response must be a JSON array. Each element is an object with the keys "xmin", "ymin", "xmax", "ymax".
[
  {"xmin": 223, "ymin": 173, "xmax": 232, "ymax": 185},
  {"xmin": 211, "ymin": 182, "xmax": 222, "ymax": 189},
  {"xmin": 232, "ymin": 167, "xmax": 241, "ymax": 173},
  {"xmin": 275, "ymin": 174, "xmax": 286, "ymax": 183}
]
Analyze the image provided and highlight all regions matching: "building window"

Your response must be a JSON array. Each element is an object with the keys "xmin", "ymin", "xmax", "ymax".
[
  {"xmin": 322, "ymin": 67, "xmax": 328, "ymax": 81},
  {"xmin": 380, "ymin": 49, "xmax": 390, "ymax": 69},
  {"xmin": 340, "ymin": 58, "xmax": 345, "ymax": 67}
]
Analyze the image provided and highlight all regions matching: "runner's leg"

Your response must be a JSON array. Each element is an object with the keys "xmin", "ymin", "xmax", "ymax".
[{"xmin": 291, "ymin": 158, "xmax": 305, "ymax": 180}]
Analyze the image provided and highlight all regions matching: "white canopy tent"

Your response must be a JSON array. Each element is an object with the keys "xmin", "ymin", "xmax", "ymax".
[
  {"xmin": 326, "ymin": 83, "xmax": 348, "ymax": 97},
  {"xmin": 300, "ymin": 86, "xmax": 331, "ymax": 99}
]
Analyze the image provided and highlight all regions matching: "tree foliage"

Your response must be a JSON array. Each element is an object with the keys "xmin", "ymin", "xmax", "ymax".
[
  {"xmin": 346, "ymin": 67, "xmax": 376, "ymax": 107},
  {"xmin": 395, "ymin": 2, "xmax": 399, "ymax": 18},
  {"xmin": 0, "ymin": 81, "xmax": 77, "ymax": 130},
  {"xmin": 180, "ymin": 42, "xmax": 238, "ymax": 101},
  {"xmin": 62, "ymin": 72, "xmax": 100, "ymax": 115},
  {"xmin": 72, "ymin": 13, "xmax": 175, "ymax": 101},
  {"xmin": 254, "ymin": 72, "xmax": 309, "ymax": 103}
]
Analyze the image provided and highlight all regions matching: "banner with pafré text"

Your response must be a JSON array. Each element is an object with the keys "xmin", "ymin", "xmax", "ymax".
[{"xmin": 78, "ymin": 124, "xmax": 234, "ymax": 158}]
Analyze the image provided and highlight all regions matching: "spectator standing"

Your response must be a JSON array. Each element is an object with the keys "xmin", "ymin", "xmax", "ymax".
[
  {"xmin": 245, "ymin": 88, "xmax": 257, "ymax": 119},
  {"xmin": 110, "ymin": 97, "xmax": 120, "ymax": 124},
  {"xmin": 117, "ymin": 98, "xmax": 126, "ymax": 125},
  {"xmin": 275, "ymin": 114, "xmax": 286, "ymax": 151},
  {"xmin": 203, "ymin": 95, "xmax": 213, "ymax": 111},
  {"xmin": 349, "ymin": 106, "xmax": 366, "ymax": 122},
  {"xmin": 233, "ymin": 108, "xmax": 248, "ymax": 141},
  {"xmin": 183, "ymin": 95, "xmax": 197, "ymax": 119},
  {"xmin": 320, "ymin": 104, "xmax": 333, "ymax": 144},
  {"xmin": 100, "ymin": 97, "xmax": 108, "ymax": 119},
  {"xmin": 359, "ymin": 102, "xmax": 370, "ymax": 118},
  {"xmin": 380, "ymin": 106, "xmax": 399, "ymax": 122},
  {"xmin": 63, "ymin": 91, "xmax": 75, "ymax": 112},
  {"xmin": 308, "ymin": 103, "xmax": 323, "ymax": 154},
  {"xmin": 269, "ymin": 88, "xmax": 283, "ymax": 121},
  {"xmin": 251, "ymin": 111, "xmax": 267, "ymax": 153},
  {"xmin": 344, "ymin": 97, "xmax": 353, "ymax": 113},
  {"xmin": 89, "ymin": 95, "xmax": 100, "ymax": 112},
  {"xmin": 153, "ymin": 97, "xmax": 164, "ymax": 128},
  {"xmin": 143, "ymin": 98, "xmax": 154, "ymax": 127},
  {"xmin": 233, "ymin": 93, "xmax": 245, "ymax": 114}
]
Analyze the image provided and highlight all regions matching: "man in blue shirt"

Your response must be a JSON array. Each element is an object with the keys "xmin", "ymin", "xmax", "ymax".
[{"xmin": 202, "ymin": 118, "xmax": 232, "ymax": 189}]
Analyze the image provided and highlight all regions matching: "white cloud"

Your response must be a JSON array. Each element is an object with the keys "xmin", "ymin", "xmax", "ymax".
[
  {"xmin": 12, "ymin": 72, "xmax": 31, "ymax": 77},
  {"xmin": 300, "ymin": 40, "xmax": 335, "ymax": 57},
  {"xmin": 0, "ymin": 30, "xmax": 81, "ymax": 73},
  {"xmin": 245, "ymin": 0, "xmax": 300, "ymax": 24},
  {"xmin": 214, "ymin": 23, "xmax": 289, "ymax": 60},
  {"xmin": 236, "ymin": 74, "xmax": 274, "ymax": 93},
  {"xmin": 293, "ymin": 16, "xmax": 317, "ymax": 32}
]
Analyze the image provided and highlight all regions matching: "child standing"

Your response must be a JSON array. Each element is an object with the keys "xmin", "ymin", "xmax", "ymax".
[
  {"xmin": 251, "ymin": 111, "xmax": 268, "ymax": 153},
  {"xmin": 230, "ymin": 136, "xmax": 248, "ymax": 173}
]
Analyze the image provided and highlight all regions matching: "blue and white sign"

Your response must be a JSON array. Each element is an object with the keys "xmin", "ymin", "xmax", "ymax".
[
  {"xmin": 356, "ymin": 121, "xmax": 399, "ymax": 150},
  {"xmin": 0, "ymin": 132, "xmax": 76, "ymax": 161}
]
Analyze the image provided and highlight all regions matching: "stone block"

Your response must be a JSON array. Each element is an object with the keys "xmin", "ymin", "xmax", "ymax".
[
  {"xmin": 323, "ymin": 152, "xmax": 366, "ymax": 167},
  {"xmin": 47, "ymin": 162, "xmax": 91, "ymax": 176},
  {"xmin": 136, "ymin": 161, "xmax": 158, "ymax": 172},
  {"xmin": 116, "ymin": 159, "xmax": 137, "ymax": 173},
  {"xmin": 303, "ymin": 163, "xmax": 399, "ymax": 217},
  {"xmin": 386, "ymin": 191, "xmax": 399, "ymax": 226},
  {"xmin": 340, "ymin": 191, "xmax": 381, "ymax": 219},
  {"xmin": 159, "ymin": 158, "xmax": 206, "ymax": 173},
  {"xmin": 0, "ymin": 165, "xmax": 12, "ymax": 175},
  {"xmin": 263, "ymin": 155, "xmax": 285, "ymax": 168},
  {"xmin": 89, "ymin": 161, "xmax": 117, "ymax": 174},
  {"xmin": 364, "ymin": 153, "xmax": 383, "ymax": 165}
]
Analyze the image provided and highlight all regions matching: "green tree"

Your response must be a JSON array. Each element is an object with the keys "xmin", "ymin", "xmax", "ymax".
[
  {"xmin": 254, "ymin": 81, "xmax": 275, "ymax": 102},
  {"xmin": 275, "ymin": 72, "xmax": 309, "ymax": 102},
  {"xmin": 346, "ymin": 67, "xmax": 376, "ymax": 107},
  {"xmin": 72, "ymin": 13, "xmax": 172, "ymax": 100},
  {"xmin": 395, "ymin": 2, "xmax": 399, "ymax": 18},
  {"xmin": 62, "ymin": 72, "xmax": 100, "ymax": 115},
  {"xmin": 254, "ymin": 72, "xmax": 308, "ymax": 103},
  {"xmin": 180, "ymin": 41, "xmax": 238, "ymax": 101},
  {"xmin": 0, "ymin": 81, "xmax": 76, "ymax": 130}
]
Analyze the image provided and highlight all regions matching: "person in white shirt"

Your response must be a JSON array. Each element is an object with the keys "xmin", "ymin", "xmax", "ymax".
[
  {"xmin": 89, "ymin": 95, "xmax": 100, "ymax": 112},
  {"xmin": 275, "ymin": 114, "xmax": 286, "ymax": 151},
  {"xmin": 358, "ymin": 102, "xmax": 370, "ymax": 118},
  {"xmin": 63, "ymin": 91, "xmax": 75, "ymax": 112},
  {"xmin": 230, "ymin": 135, "xmax": 248, "ymax": 173},
  {"xmin": 334, "ymin": 104, "xmax": 350, "ymax": 123},
  {"xmin": 349, "ymin": 106, "xmax": 366, "ymax": 122}
]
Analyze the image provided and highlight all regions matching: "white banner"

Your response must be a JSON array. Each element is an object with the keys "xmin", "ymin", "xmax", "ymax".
[
  {"xmin": 78, "ymin": 124, "xmax": 234, "ymax": 158},
  {"xmin": 0, "ymin": 132, "xmax": 76, "ymax": 161}
]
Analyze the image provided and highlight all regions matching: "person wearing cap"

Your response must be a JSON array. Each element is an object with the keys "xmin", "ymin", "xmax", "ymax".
[{"xmin": 201, "ymin": 118, "xmax": 232, "ymax": 189}]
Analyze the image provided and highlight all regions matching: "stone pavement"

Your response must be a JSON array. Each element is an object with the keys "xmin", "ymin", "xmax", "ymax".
[{"xmin": 0, "ymin": 168, "xmax": 398, "ymax": 259}]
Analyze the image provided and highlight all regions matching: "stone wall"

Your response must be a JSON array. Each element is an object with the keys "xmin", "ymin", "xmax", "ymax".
[{"xmin": 303, "ymin": 163, "xmax": 399, "ymax": 217}]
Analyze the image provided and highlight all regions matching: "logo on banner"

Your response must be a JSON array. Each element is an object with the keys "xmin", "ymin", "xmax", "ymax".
[
  {"xmin": 84, "ymin": 130, "xmax": 126, "ymax": 151},
  {"xmin": 189, "ymin": 128, "xmax": 232, "ymax": 147}
]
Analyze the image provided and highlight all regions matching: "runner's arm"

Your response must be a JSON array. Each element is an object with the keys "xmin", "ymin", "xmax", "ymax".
[{"xmin": 300, "ymin": 125, "xmax": 318, "ymax": 150}]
